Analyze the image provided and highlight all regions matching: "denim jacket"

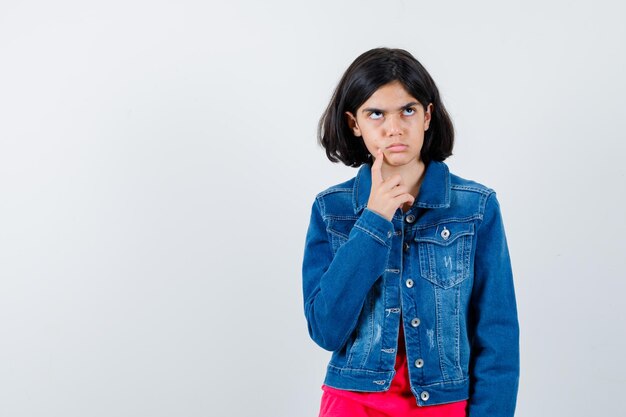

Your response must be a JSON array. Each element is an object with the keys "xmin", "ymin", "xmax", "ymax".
[{"xmin": 302, "ymin": 160, "xmax": 519, "ymax": 416}]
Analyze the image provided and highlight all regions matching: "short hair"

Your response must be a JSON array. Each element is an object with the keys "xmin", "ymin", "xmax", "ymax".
[{"xmin": 318, "ymin": 47, "xmax": 454, "ymax": 167}]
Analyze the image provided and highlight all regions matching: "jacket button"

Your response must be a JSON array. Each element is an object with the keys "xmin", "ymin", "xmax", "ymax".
[
  {"xmin": 420, "ymin": 391, "xmax": 430, "ymax": 401},
  {"xmin": 414, "ymin": 358, "xmax": 424, "ymax": 368},
  {"xmin": 403, "ymin": 242, "xmax": 410, "ymax": 252},
  {"xmin": 411, "ymin": 318, "xmax": 421, "ymax": 327},
  {"xmin": 405, "ymin": 278, "xmax": 414, "ymax": 288},
  {"xmin": 440, "ymin": 227, "xmax": 450, "ymax": 240},
  {"xmin": 405, "ymin": 214, "xmax": 416, "ymax": 223}
]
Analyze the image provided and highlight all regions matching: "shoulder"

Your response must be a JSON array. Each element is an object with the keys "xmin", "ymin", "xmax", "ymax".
[
  {"xmin": 446, "ymin": 167, "xmax": 500, "ymax": 219},
  {"xmin": 449, "ymin": 170, "xmax": 495, "ymax": 197},
  {"xmin": 311, "ymin": 173, "xmax": 359, "ymax": 219},
  {"xmin": 314, "ymin": 176, "xmax": 356, "ymax": 199}
]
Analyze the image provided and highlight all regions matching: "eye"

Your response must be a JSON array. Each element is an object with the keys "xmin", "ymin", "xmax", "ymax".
[
  {"xmin": 403, "ymin": 107, "xmax": 416, "ymax": 116},
  {"xmin": 369, "ymin": 111, "xmax": 383, "ymax": 120}
]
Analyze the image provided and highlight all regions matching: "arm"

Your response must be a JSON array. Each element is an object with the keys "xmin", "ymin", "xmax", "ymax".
[
  {"xmin": 468, "ymin": 192, "xmax": 520, "ymax": 417},
  {"xmin": 301, "ymin": 197, "xmax": 394, "ymax": 351}
]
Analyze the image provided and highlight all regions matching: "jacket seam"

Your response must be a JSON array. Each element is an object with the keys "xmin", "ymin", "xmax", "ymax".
[
  {"xmin": 477, "ymin": 190, "xmax": 496, "ymax": 228},
  {"xmin": 353, "ymin": 223, "xmax": 391, "ymax": 248},
  {"xmin": 451, "ymin": 184, "xmax": 493, "ymax": 195},
  {"xmin": 316, "ymin": 187, "xmax": 353, "ymax": 198},
  {"xmin": 412, "ymin": 215, "xmax": 481, "ymax": 230}
]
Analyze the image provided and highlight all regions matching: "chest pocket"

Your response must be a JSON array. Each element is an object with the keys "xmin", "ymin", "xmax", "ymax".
[
  {"xmin": 414, "ymin": 221, "xmax": 475, "ymax": 289},
  {"xmin": 326, "ymin": 217, "xmax": 358, "ymax": 254}
]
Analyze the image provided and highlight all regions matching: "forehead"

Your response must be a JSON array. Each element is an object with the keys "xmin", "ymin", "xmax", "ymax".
[{"xmin": 360, "ymin": 81, "xmax": 417, "ymax": 108}]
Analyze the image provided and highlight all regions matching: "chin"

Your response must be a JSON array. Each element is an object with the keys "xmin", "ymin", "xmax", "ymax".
[{"xmin": 386, "ymin": 153, "xmax": 418, "ymax": 163}]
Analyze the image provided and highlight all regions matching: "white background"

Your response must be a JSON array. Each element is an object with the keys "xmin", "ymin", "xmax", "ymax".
[{"xmin": 1, "ymin": 1, "xmax": 625, "ymax": 416}]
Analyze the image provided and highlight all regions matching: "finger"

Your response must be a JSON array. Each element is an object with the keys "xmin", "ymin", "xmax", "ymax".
[
  {"xmin": 371, "ymin": 148, "xmax": 384, "ymax": 184},
  {"xmin": 388, "ymin": 185, "xmax": 411, "ymax": 198},
  {"xmin": 381, "ymin": 174, "xmax": 403, "ymax": 190},
  {"xmin": 393, "ymin": 194, "xmax": 415, "ymax": 208}
]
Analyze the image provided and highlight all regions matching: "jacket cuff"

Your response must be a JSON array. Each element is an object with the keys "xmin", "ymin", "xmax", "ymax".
[{"xmin": 350, "ymin": 208, "xmax": 395, "ymax": 247}]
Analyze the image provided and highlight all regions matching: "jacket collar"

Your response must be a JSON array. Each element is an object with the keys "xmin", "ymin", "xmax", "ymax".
[{"xmin": 353, "ymin": 160, "xmax": 451, "ymax": 214}]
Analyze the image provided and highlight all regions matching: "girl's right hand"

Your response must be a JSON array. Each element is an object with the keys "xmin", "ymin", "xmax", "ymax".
[{"xmin": 366, "ymin": 148, "xmax": 415, "ymax": 221}]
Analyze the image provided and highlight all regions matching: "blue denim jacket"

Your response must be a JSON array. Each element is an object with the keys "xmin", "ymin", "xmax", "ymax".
[{"xmin": 302, "ymin": 160, "xmax": 519, "ymax": 416}]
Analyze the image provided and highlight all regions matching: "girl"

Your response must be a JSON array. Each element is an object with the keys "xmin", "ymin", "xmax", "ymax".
[{"xmin": 302, "ymin": 48, "xmax": 519, "ymax": 417}]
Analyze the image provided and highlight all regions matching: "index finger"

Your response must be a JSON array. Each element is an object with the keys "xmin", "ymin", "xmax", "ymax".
[{"xmin": 371, "ymin": 148, "xmax": 384, "ymax": 184}]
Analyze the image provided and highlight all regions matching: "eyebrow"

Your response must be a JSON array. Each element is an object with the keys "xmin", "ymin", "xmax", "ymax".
[{"xmin": 361, "ymin": 102, "xmax": 419, "ymax": 114}]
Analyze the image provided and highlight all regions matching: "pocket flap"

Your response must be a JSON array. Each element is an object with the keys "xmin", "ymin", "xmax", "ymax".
[
  {"xmin": 414, "ymin": 221, "xmax": 474, "ymax": 246},
  {"xmin": 327, "ymin": 217, "xmax": 358, "ymax": 240}
]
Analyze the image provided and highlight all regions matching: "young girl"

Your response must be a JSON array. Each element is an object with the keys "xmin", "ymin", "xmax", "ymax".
[{"xmin": 302, "ymin": 48, "xmax": 519, "ymax": 417}]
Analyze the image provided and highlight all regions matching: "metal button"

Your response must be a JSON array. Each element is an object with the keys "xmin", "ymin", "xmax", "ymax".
[
  {"xmin": 405, "ymin": 214, "xmax": 416, "ymax": 224},
  {"xmin": 420, "ymin": 391, "xmax": 430, "ymax": 401},
  {"xmin": 440, "ymin": 226, "xmax": 450, "ymax": 240},
  {"xmin": 414, "ymin": 358, "xmax": 424, "ymax": 368},
  {"xmin": 403, "ymin": 242, "xmax": 410, "ymax": 252},
  {"xmin": 405, "ymin": 278, "xmax": 414, "ymax": 288},
  {"xmin": 411, "ymin": 318, "xmax": 421, "ymax": 327},
  {"xmin": 387, "ymin": 231, "xmax": 393, "ymax": 238}
]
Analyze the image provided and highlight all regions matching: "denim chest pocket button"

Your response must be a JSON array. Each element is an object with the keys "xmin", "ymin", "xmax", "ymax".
[{"xmin": 414, "ymin": 221, "xmax": 475, "ymax": 289}]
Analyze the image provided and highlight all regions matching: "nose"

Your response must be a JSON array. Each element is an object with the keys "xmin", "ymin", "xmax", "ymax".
[{"xmin": 386, "ymin": 114, "xmax": 402, "ymax": 136}]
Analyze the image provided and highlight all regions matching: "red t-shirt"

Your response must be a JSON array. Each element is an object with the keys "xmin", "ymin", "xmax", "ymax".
[{"xmin": 320, "ymin": 320, "xmax": 467, "ymax": 416}]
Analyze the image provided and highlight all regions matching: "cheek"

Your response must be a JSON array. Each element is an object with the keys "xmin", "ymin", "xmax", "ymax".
[{"xmin": 361, "ymin": 134, "xmax": 380, "ymax": 150}]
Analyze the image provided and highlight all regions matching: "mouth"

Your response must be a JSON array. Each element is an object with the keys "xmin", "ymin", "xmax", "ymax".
[{"xmin": 386, "ymin": 143, "xmax": 408, "ymax": 152}]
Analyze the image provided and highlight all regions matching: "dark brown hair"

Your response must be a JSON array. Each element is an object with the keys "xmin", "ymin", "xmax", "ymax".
[{"xmin": 318, "ymin": 47, "xmax": 454, "ymax": 167}]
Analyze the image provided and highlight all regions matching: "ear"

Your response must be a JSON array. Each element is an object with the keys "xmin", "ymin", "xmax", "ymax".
[
  {"xmin": 345, "ymin": 111, "xmax": 362, "ymax": 137},
  {"xmin": 424, "ymin": 103, "xmax": 434, "ymax": 131}
]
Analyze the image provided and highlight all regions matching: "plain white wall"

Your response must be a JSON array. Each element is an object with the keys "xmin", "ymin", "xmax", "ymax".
[{"xmin": 1, "ymin": 1, "xmax": 625, "ymax": 416}]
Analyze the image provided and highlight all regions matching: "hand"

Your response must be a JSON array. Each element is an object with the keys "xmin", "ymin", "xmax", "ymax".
[{"xmin": 366, "ymin": 148, "xmax": 415, "ymax": 221}]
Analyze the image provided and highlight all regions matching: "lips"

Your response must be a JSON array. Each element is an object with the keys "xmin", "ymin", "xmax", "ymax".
[{"xmin": 387, "ymin": 143, "xmax": 408, "ymax": 152}]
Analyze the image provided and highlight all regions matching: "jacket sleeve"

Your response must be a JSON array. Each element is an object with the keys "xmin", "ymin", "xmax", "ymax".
[
  {"xmin": 468, "ymin": 191, "xmax": 520, "ymax": 417},
  {"xmin": 301, "ymin": 197, "xmax": 394, "ymax": 351}
]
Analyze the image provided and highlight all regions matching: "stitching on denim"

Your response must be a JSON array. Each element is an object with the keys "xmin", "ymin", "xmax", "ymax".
[
  {"xmin": 346, "ymin": 330, "xmax": 357, "ymax": 367},
  {"xmin": 326, "ymin": 215, "xmax": 359, "ymax": 220},
  {"xmin": 451, "ymin": 185, "xmax": 493, "ymax": 195},
  {"xmin": 316, "ymin": 195, "xmax": 327, "ymax": 218},
  {"xmin": 479, "ymin": 191, "xmax": 495, "ymax": 220},
  {"xmin": 417, "ymin": 234, "xmax": 472, "ymax": 289},
  {"xmin": 316, "ymin": 187, "xmax": 353, "ymax": 198},
  {"xmin": 445, "ymin": 165, "xmax": 450, "ymax": 203},
  {"xmin": 413, "ymin": 216, "xmax": 480, "ymax": 230},
  {"xmin": 385, "ymin": 307, "xmax": 400, "ymax": 317},
  {"xmin": 414, "ymin": 229, "xmax": 474, "ymax": 246},
  {"xmin": 353, "ymin": 172, "xmax": 361, "ymax": 211},
  {"xmin": 315, "ymin": 197, "xmax": 337, "ymax": 256},
  {"xmin": 326, "ymin": 364, "xmax": 392, "ymax": 375},
  {"xmin": 416, "ymin": 376, "xmax": 470, "ymax": 388},
  {"xmin": 359, "ymin": 294, "xmax": 375, "ymax": 368},
  {"xmin": 454, "ymin": 285, "xmax": 461, "ymax": 374},
  {"xmin": 326, "ymin": 228, "xmax": 349, "ymax": 240},
  {"xmin": 415, "ymin": 202, "xmax": 449, "ymax": 208},
  {"xmin": 354, "ymin": 224, "xmax": 388, "ymax": 247},
  {"xmin": 434, "ymin": 286, "xmax": 450, "ymax": 381}
]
